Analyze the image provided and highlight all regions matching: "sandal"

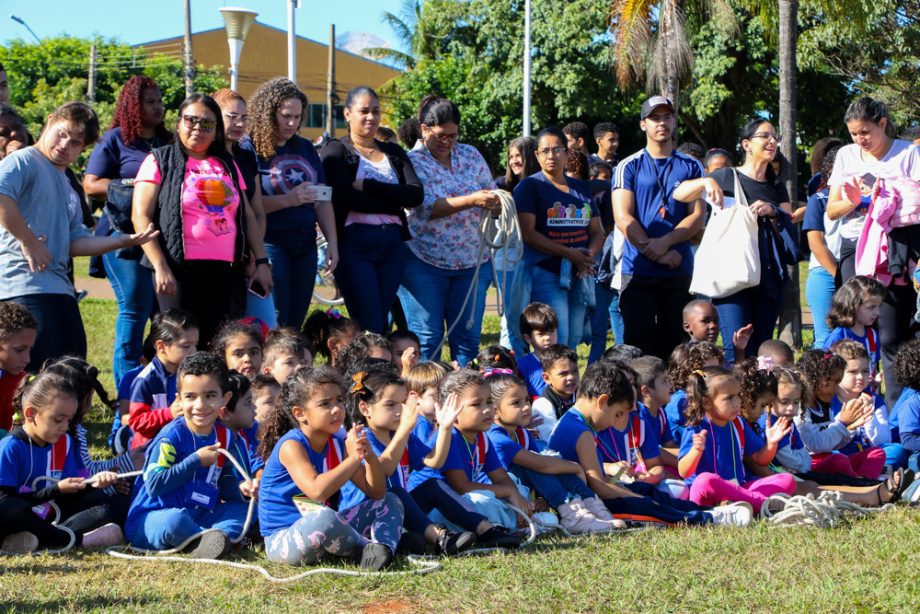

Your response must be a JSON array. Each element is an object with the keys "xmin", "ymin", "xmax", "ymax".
[{"xmin": 891, "ymin": 468, "xmax": 915, "ymax": 503}]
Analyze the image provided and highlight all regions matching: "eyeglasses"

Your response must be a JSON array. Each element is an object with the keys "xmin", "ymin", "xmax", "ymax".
[
  {"xmin": 426, "ymin": 130, "xmax": 459, "ymax": 144},
  {"xmin": 182, "ymin": 115, "xmax": 216, "ymax": 133},
  {"xmin": 537, "ymin": 146, "xmax": 566, "ymax": 157},
  {"xmin": 750, "ymin": 132, "xmax": 782, "ymax": 143},
  {"xmin": 223, "ymin": 112, "xmax": 249, "ymax": 125}
]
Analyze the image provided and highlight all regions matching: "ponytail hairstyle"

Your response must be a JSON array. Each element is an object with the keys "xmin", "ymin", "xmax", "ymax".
[
  {"xmin": 257, "ymin": 366, "xmax": 344, "ymax": 460},
  {"xmin": 826, "ymin": 275, "xmax": 885, "ymax": 329},
  {"xmin": 418, "ymin": 95, "xmax": 461, "ymax": 127},
  {"xmin": 668, "ymin": 341, "xmax": 725, "ymax": 390},
  {"xmin": 225, "ymin": 370, "xmax": 252, "ymax": 413},
  {"xmin": 736, "ymin": 357, "xmax": 778, "ymax": 424},
  {"xmin": 347, "ymin": 362, "xmax": 403, "ymax": 429},
  {"xmin": 739, "ymin": 119, "xmax": 779, "ymax": 182},
  {"xmin": 437, "ymin": 369, "xmax": 486, "ymax": 406},
  {"xmin": 151, "ymin": 308, "xmax": 199, "ymax": 345},
  {"xmin": 795, "ymin": 350, "xmax": 846, "ymax": 409},
  {"xmin": 684, "ymin": 366, "xmax": 737, "ymax": 427},
  {"xmin": 336, "ymin": 332, "xmax": 392, "ymax": 377},
  {"xmin": 302, "ymin": 310, "xmax": 360, "ymax": 363},
  {"xmin": 486, "ymin": 372, "xmax": 526, "ymax": 409},
  {"xmin": 12, "ymin": 369, "xmax": 80, "ymax": 426},
  {"xmin": 40, "ymin": 357, "xmax": 115, "ymax": 433},
  {"xmin": 469, "ymin": 344, "xmax": 518, "ymax": 375}
]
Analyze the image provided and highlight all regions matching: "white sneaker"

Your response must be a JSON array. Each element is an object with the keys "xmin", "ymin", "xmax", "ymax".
[
  {"xmin": 2, "ymin": 531, "xmax": 39, "ymax": 555},
  {"xmin": 581, "ymin": 496, "xmax": 627, "ymax": 529},
  {"xmin": 558, "ymin": 500, "xmax": 612, "ymax": 534},
  {"xmin": 81, "ymin": 523, "xmax": 124, "ymax": 549},
  {"xmin": 710, "ymin": 502, "xmax": 754, "ymax": 527}
]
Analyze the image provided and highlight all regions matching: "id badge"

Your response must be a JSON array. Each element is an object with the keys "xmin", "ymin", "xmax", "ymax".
[
  {"xmin": 185, "ymin": 481, "xmax": 219, "ymax": 509},
  {"xmin": 19, "ymin": 485, "xmax": 53, "ymax": 519}
]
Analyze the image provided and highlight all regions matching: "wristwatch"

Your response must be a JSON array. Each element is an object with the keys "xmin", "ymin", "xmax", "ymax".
[{"xmin": 255, "ymin": 257, "xmax": 271, "ymax": 268}]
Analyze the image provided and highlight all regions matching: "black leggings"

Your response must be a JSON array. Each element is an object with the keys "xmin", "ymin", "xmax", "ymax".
[{"xmin": 0, "ymin": 489, "xmax": 115, "ymax": 549}]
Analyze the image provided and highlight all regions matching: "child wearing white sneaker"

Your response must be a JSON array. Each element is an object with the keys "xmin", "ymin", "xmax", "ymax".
[
  {"xmin": 0, "ymin": 369, "xmax": 123, "ymax": 554},
  {"xmin": 486, "ymin": 373, "xmax": 614, "ymax": 534}
]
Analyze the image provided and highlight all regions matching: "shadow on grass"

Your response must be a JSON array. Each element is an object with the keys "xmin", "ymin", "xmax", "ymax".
[{"xmin": 3, "ymin": 595, "xmax": 160, "ymax": 612}]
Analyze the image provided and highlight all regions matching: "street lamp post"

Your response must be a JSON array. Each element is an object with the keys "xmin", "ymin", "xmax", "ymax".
[
  {"xmin": 9, "ymin": 15, "xmax": 40, "ymax": 44},
  {"xmin": 522, "ymin": 0, "xmax": 531, "ymax": 137},
  {"xmin": 287, "ymin": 0, "xmax": 300, "ymax": 83},
  {"xmin": 219, "ymin": 7, "xmax": 258, "ymax": 92}
]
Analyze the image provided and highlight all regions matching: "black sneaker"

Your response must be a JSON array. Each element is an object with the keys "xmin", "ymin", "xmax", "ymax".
[
  {"xmin": 184, "ymin": 530, "xmax": 230, "ymax": 560},
  {"xmin": 476, "ymin": 526, "xmax": 521, "ymax": 549},
  {"xmin": 359, "ymin": 543, "xmax": 394, "ymax": 571},
  {"xmin": 396, "ymin": 531, "xmax": 428, "ymax": 555},
  {"xmin": 434, "ymin": 526, "xmax": 476, "ymax": 555}
]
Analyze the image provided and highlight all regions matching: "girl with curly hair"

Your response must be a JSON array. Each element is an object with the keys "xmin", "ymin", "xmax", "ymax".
[
  {"xmin": 664, "ymin": 341, "xmax": 724, "ymax": 443},
  {"xmin": 242, "ymin": 77, "xmax": 338, "ymax": 329},
  {"xmin": 83, "ymin": 76, "xmax": 171, "ymax": 389}
]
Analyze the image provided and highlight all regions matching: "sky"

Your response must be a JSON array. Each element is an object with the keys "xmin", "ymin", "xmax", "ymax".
[{"xmin": 2, "ymin": 0, "xmax": 405, "ymax": 47}]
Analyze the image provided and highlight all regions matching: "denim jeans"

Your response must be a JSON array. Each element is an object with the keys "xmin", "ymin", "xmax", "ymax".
[
  {"xmin": 804, "ymin": 267, "xmax": 836, "ymax": 349},
  {"xmin": 588, "ymin": 279, "xmax": 625, "ymax": 364},
  {"xmin": 530, "ymin": 266, "xmax": 587, "ymax": 349},
  {"xmin": 397, "ymin": 247, "xmax": 486, "ymax": 366},
  {"xmin": 103, "ymin": 245, "xmax": 156, "ymax": 387},
  {"xmin": 713, "ymin": 272, "xmax": 785, "ymax": 365},
  {"xmin": 6, "ymin": 293, "xmax": 86, "ymax": 371},
  {"xmin": 477, "ymin": 263, "xmax": 521, "ymax": 352},
  {"xmin": 334, "ymin": 224, "xmax": 405, "ymax": 334},
  {"xmin": 265, "ymin": 241, "xmax": 318, "ymax": 329}
]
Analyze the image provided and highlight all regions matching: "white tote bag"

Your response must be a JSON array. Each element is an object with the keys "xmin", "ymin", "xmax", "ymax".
[{"xmin": 690, "ymin": 170, "xmax": 761, "ymax": 298}]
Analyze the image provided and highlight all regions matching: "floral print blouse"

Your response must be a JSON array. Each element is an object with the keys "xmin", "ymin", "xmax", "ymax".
[{"xmin": 407, "ymin": 143, "xmax": 496, "ymax": 270}]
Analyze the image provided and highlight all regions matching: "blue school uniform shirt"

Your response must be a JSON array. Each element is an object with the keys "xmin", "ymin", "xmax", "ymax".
[
  {"xmin": 225, "ymin": 422, "xmax": 262, "ymax": 481},
  {"xmin": 823, "ymin": 327, "xmax": 880, "ymax": 373},
  {"xmin": 413, "ymin": 414, "xmax": 436, "ymax": 447},
  {"xmin": 512, "ymin": 171, "xmax": 600, "ymax": 274},
  {"xmin": 757, "ymin": 413, "xmax": 804, "ymax": 452},
  {"xmin": 518, "ymin": 352, "xmax": 546, "ymax": 398},
  {"xmin": 664, "ymin": 389, "xmax": 688, "ymax": 443},
  {"xmin": 612, "ymin": 149, "xmax": 704, "ymax": 278},
  {"xmin": 127, "ymin": 356, "xmax": 178, "ymax": 447},
  {"xmin": 593, "ymin": 412, "xmax": 660, "ymax": 468},
  {"xmin": 829, "ymin": 393, "xmax": 886, "ymax": 454},
  {"xmin": 0, "ymin": 428, "xmax": 82, "ymax": 490},
  {"xmin": 339, "ymin": 428, "xmax": 432, "ymax": 510},
  {"xmin": 487, "ymin": 423, "xmax": 540, "ymax": 470},
  {"xmin": 108, "ymin": 363, "xmax": 145, "ymax": 449},
  {"xmin": 892, "ymin": 387, "xmax": 920, "ymax": 451},
  {"xmin": 638, "ymin": 402, "xmax": 675, "ymax": 446},
  {"xmin": 547, "ymin": 409, "xmax": 605, "ymax": 471},
  {"xmin": 411, "ymin": 428, "xmax": 501, "ymax": 487},
  {"xmin": 125, "ymin": 417, "xmax": 240, "ymax": 541},
  {"xmin": 258, "ymin": 428, "xmax": 347, "ymax": 536},
  {"xmin": 678, "ymin": 418, "xmax": 764, "ymax": 486}
]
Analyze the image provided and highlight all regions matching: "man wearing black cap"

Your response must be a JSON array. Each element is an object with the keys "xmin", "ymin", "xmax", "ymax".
[{"xmin": 611, "ymin": 96, "xmax": 706, "ymax": 359}]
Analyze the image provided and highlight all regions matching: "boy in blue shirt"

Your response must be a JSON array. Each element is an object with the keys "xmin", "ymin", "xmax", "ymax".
[
  {"xmin": 517, "ymin": 302, "xmax": 559, "ymax": 399},
  {"xmin": 547, "ymin": 360, "xmax": 749, "ymax": 526},
  {"xmin": 126, "ymin": 352, "xmax": 255, "ymax": 559}
]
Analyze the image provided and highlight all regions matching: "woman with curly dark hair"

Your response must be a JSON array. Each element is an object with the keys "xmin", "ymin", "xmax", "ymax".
[
  {"xmin": 891, "ymin": 340, "xmax": 920, "ymax": 462},
  {"xmin": 83, "ymin": 76, "xmax": 171, "ymax": 388},
  {"xmin": 242, "ymin": 78, "xmax": 338, "ymax": 329}
]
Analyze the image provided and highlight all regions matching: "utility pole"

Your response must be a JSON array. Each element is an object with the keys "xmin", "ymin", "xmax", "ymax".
[
  {"xmin": 87, "ymin": 44, "xmax": 97, "ymax": 103},
  {"xmin": 288, "ymin": 0, "xmax": 299, "ymax": 82},
  {"xmin": 183, "ymin": 0, "xmax": 195, "ymax": 96},
  {"xmin": 522, "ymin": 0, "xmax": 531, "ymax": 137},
  {"xmin": 326, "ymin": 24, "xmax": 337, "ymax": 138}
]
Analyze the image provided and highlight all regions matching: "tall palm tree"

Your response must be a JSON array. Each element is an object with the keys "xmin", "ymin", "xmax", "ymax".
[{"xmin": 364, "ymin": 0, "xmax": 456, "ymax": 69}]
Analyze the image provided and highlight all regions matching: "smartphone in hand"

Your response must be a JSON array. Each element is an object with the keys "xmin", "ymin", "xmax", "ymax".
[{"xmin": 248, "ymin": 280, "xmax": 268, "ymax": 299}]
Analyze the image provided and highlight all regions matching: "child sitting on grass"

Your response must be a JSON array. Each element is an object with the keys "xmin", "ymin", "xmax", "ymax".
[
  {"xmin": 388, "ymin": 329, "xmax": 421, "ymax": 377},
  {"xmin": 251, "ymin": 374, "xmax": 281, "ymax": 425},
  {"xmin": 630, "ymin": 356, "xmax": 679, "ymax": 473},
  {"xmin": 302, "ymin": 310, "xmax": 359, "ymax": 369},
  {"xmin": 261, "ymin": 328, "xmax": 311, "ymax": 385},
  {"xmin": 405, "ymin": 361, "xmax": 450, "ymax": 446},
  {"xmin": 211, "ymin": 319, "xmax": 264, "ymax": 380},
  {"xmin": 517, "ymin": 302, "xmax": 559, "ymax": 398},
  {"xmin": 531, "ymin": 344, "xmax": 579, "ymax": 441},
  {"xmin": 126, "ymin": 353, "xmax": 254, "ymax": 559},
  {"xmin": 665, "ymin": 341, "xmax": 724, "ymax": 443},
  {"xmin": 0, "ymin": 302, "xmax": 36, "ymax": 437}
]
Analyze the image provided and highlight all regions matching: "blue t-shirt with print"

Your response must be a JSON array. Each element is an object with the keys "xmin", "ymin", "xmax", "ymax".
[
  {"xmin": 678, "ymin": 418, "xmax": 764, "ymax": 485},
  {"xmin": 829, "ymin": 393, "xmax": 886, "ymax": 455},
  {"xmin": 757, "ymin": 413, "xmax": 804, "ymax": 452},
  {"xmin": 513, "ymin": 172, "xmax": 599, "ymax": 274},
  {"xmin": 612, "ymin": 149, "xmax": 704, "ymax": 278},
  {"xmin": 593, "ymin": 412, "xmax": 660, "ymax": 468},
  {"xmin": 487, "ymin": 423, "xmax": 540, "ymax": 470},
  {"xmin": 824, "ymin": 327, "xmax": 881, "ymax": 373}
]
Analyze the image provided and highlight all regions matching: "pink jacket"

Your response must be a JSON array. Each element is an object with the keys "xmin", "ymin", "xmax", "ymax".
[{"xmin": 856, "ymin": 177, "xmax": 920, "ymax": 284}]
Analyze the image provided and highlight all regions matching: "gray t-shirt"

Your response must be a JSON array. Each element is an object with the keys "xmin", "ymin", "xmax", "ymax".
[{"xmin": 0, "ymin": 147, "xmax": 90, "ymax": 299}]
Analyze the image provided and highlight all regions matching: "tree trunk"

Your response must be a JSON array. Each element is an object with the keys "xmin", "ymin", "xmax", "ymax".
[
  {"xmin": 661, "ymin": 0, "xmax": 679, "ymax": 106},
  {"xmin": 777, "ymin": 0, "xmax": 801, "ymax": 349}
]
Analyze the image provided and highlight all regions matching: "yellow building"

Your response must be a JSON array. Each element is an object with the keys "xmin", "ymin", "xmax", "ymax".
[{"xmin": 139, "ymin": 21, "xmax": 401, "ymax": 140}]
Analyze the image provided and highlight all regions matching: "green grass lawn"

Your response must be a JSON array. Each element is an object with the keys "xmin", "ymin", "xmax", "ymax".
[{"xmin": 7, "ymin": 271, "xmax": 917, "ymax": 612}]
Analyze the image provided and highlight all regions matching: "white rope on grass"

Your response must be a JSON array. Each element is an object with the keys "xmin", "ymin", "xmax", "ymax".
[
  {"xmin": 760, "ymin": 490, "xmax": 894, "ymax": 528},
  {"xmin": 427, "ymin": 189, "xmax": 521, "ymax": 361}
]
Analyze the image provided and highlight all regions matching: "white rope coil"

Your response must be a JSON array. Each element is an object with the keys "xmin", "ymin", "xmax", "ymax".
[{"xmin": 759, "ymin": 490, "xmax": 894, "ymax": 528}]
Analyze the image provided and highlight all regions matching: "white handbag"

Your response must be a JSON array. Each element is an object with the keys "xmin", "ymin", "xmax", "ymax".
[{"xmin": 690, "ymin": 169, "xmax": 761, "ymax": 298}]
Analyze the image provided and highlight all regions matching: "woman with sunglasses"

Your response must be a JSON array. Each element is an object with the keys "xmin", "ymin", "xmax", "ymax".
[
  {"xmin": 243, "ymin": 77, "xmax": 337, "ymax": 329},
  {"xmin": 513, "ymin": 127, "xmax": 604, "ymax": 349},
  {"xmin": 132, "ymin": 93, "xmax": 255, "ymax": 346},
  {"xmin": 398, "ymin": 95, "xmax": 500, "ymax": 365},
  {"xmin": 212, "ymin": 88, "xmax": 275, "ymax": 327},
  {"xmin": 83, "ymin": 76, "xmax": 171, "ymax": 388},
  {"xmin": 678, "ymin": 119, "xmax": 796, "ymax": 364}
]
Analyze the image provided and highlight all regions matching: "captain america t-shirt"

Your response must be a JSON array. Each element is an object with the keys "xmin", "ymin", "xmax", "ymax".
[{"xmin": 513, "ymin": 172, "xmax": 599, "ymax": 274}]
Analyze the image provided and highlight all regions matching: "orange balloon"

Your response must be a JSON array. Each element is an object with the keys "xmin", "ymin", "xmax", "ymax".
[{"xmin": 201, "ymin": 179, "xmax": 225, "ymax": 206}]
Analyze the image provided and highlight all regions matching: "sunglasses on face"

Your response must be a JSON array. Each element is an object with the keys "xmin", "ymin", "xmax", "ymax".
[{"xmin": 182, "ymin": 114, "xmax": 216, "ymax": 133}]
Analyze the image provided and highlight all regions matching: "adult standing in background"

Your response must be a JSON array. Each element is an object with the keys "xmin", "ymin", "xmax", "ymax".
[
  {"xmin": 613, "ymin": 96, "xmax": 706, "ymax": 359},
  {"xmin": 590, "ymin": 122, "xmax": 620, "ymax": 167},
  {"xmin": 321, "ymin": 86, "xmax": 423, "ymax": 333},
  {"xmin": 243, "ymin": 77, "xmax": 338, "ymax": 329},
  {"xmin": 399, "ymin": 95, "xmax": 499, "ymax": 365},
  {"xmin": 83, "ymin": 76, "xmax": 171, "ymax": 387}
]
